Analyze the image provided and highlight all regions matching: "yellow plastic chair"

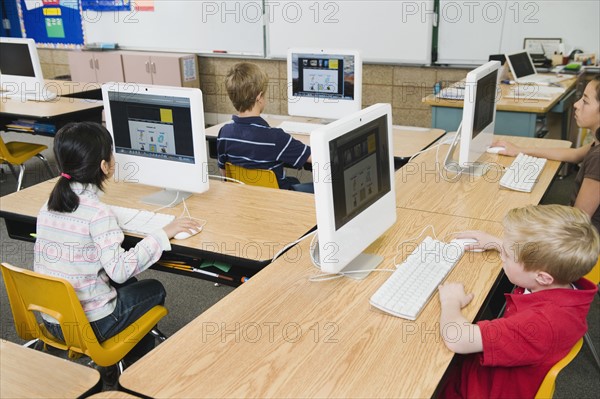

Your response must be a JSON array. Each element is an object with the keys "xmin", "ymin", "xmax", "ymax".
[
  {"xmin": 581, "ymin": 256, "xmax": 600, "ymax": 369},
  {"xmin": 534, "ymin": 338, "xmax": 583, "ymax": 399},
  {"xmin": 225, "ymin": 162, "xmax": 279, "ymax": 189},
  {"xmin": 0, "ymin": 262, "xmax": 168, "ymax": 370},
  {"xmin": 0, "ymin": 136, "xmax": 54, "ymax": 191}
]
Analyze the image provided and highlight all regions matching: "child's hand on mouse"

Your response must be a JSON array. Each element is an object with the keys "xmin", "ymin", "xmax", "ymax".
[
  {"xmin": 456, "ymin": 230, "xmax": 501, "ymax": 252},
  {"xmin": 163, "ymin": 218, "xmax": 203, "ymax": 239},
  {"xmin": 491, "ymin": 140, "xmax": 521, "ymax": 156}
]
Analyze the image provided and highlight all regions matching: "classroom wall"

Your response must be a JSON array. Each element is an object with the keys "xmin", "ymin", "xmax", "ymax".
[{"xmin": 38, "ymin": 48, "xmax": 470, "ymax": 128}]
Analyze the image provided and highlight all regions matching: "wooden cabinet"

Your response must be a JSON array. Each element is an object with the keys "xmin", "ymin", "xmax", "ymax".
[
  {"xmin": 121, "ymin": 52, "xmax": 199, "ymax": 88},
  {"xmin": 68, "ymin": 51, "xmax": 124, "ymax": 83}
]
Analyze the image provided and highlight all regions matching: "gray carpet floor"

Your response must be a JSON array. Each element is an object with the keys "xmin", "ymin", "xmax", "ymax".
[{"xmin": 1, "ymin": 141, "xmax": 598, "ymax": 397}]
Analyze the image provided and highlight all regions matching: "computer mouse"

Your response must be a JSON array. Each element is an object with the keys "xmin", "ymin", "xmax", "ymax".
[
  {"xmin": 451, "ymin": 238, "xmax": 485, "ymax": 252},
  {"xmin": 486, "ymin": 146, "xmax": 506, "ymax": 154},
  {"xmin": 173, "ymin": 228, "xmax": 202, "ymax": 240}
]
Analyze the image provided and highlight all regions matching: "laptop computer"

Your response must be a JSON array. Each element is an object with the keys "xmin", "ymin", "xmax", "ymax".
[{"xmin": 505, "ymin": 51, "xmax": 568, "ymax": 85}]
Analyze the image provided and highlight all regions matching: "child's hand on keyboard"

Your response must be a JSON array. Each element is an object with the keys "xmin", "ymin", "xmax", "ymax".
[
  {"xmin": 491, "ymin": 140, "xmax": 521, "ymax": 157},
  {"xmin": 163, "ymin": 217, "xmax": 204, "ymax": 239},
  {"xmin": 455, "ymin": 231, "xmax": 501, "ymax": 252},
  {"xmin": 438, "ymin": 283, "xmax": 474, "ymax": 309}
]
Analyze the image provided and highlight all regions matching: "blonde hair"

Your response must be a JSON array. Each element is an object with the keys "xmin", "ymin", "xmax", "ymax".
[
  {"xmin": 225, "ymin": 63, "xmax": 269, "ymax": 113},
  {"xmin": 503, "ymin": 204, "xmax": 600, "ymax": 284}
]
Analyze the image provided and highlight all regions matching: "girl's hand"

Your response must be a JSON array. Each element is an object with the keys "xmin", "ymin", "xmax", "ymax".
[
  {"xmin": 491, "ymin": 140, "xmax": 522, "ymax": 157},
  {"xmin": 163, "ymin": 217, "xmax": 203, "ymax": 239}
]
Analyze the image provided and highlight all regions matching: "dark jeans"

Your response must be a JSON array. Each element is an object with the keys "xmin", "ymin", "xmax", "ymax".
[
  {"xmin": 285, "ymin": 176, "xmax": 315, "ymax": 193},
  {"xmin": 45, "ymin": 278, "xmax": 166, "ymax": 363}
]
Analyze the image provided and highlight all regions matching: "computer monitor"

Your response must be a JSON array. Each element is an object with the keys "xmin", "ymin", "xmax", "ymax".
[
  {"xmin": 287, "ymin": 48, "xmax": 362, "ymax": 120},
  {"xmin": 0, "ymin": 37, "xmax": 55, "ymax": 101},
  {"xmin": 444, "ymin": 61, "xmax": 500, "ymax": 176},
  {"xmin": 310, "ymin": 103, "xmax": 396, "ymax": 278},
  {"xmin": 102, "ymin": 83, "xmax": 209, "ymax": 206},
  {"xmin": 505, "ymin": 51, "xmax": 537, "ymax": 80}
]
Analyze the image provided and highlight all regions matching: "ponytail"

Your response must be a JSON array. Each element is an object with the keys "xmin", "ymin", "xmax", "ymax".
[{"xmin": 48, "ymin": 175, "xmax": 79, "ymax": 212}]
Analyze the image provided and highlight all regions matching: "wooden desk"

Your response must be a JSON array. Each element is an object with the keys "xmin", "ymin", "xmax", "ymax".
[
  {"xmin": 1, "ymin": 340, "xmax": 101, "ymax": 398},
  {"xmin": 205, "ymin": 115, "xmax": 445, "ymax": 160},
  {"xmin": 119, "ymin": 208, "xmax": 503, "ymax": 398},
  {"xmin": 0, "ymin": 96, "xmax": 103, "ymax": 135},
  {"xmin": 0, "ymin": 178, "xmax": 315, "ymax": 285},
  {"xmin": 423, "ymin": 76, "xmax": 577, "ymax": 138},
  {"xmin": 395, "ymin": 135, "xmax": 572, "ymax": 222},
  {"xmin": 45, "ymin": 79, "xmax": 102, "ymax": 99}
]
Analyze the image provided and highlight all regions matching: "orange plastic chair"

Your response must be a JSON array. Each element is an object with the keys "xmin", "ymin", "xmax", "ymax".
[
  {"xmin": 534, "ymin": 338, "xmax": 583, "ymax": 399},
  {"xmin": 0, "ymin": 136, "xmax": 54, "ymax": 191},
  {"xmin": 581, "ymin": 256, "xmax": 600, "ymax": 369},
  {"xmin": 225, "ymin": 162, "xmax": 279, "ymax": 189},
  {"xmin": 0, "ymin": 262, "xmax": 167, "ymax": 370}
]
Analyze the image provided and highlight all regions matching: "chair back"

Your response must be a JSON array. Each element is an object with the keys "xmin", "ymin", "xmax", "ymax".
[
  {"xmin": 1, "ymin": 262, "xmax": 167, "ymax": 367},
  {"xmin": 534, "ymin": 337, "xmax": 583, "ymax": 399},
  {"xmin": 0, "ymin": 136, "xmax": 12, "ymax": 162},
  {"xmin": 1, "ymin": 262, "xmax": 105, "ymax": 356},
  {"xmin": 225, "ymin": 162, "xmax": 279, "ymax": 188},
  {"xmin": 583, "ymin": 256, "xmax": 600, "ymax": 285}
]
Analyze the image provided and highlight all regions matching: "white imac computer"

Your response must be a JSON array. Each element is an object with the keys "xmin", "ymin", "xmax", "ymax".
[
  {"xmin": 102, "ymin": 83, "xmax": 209, "ymax": 206},
  {"xmin": 0, "ymin": 37, "xmax": 56, "ymax": 101},
  {"xmin": 444, "ymin": 61, "xmax": 500, "ymax": 176},
  {"xmin": 287, "ymin": 48, "xmax": 362, "ymax": 120},
  {"xmin": 310, "ymin": 103, "xmax": 396, "ymax": 278}
]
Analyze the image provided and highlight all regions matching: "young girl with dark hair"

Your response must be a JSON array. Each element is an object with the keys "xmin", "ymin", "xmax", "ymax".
[
  {"xmin": 493, "ymin": 75, "xmax": 600, "ymax": 232},
  {"xmin": 34, "ymin": 122, "xmax": 201, "ymax": 365}
]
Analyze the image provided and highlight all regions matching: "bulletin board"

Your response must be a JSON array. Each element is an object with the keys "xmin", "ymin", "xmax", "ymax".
[{"xmin": 19, "ymin": 0, "xmax": 84, "ymax": 47}]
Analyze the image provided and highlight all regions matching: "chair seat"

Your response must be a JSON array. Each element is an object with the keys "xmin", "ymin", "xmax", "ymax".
[{"xmin": 2, "ymin": 142, "xmax": 48, "ymax": 165}]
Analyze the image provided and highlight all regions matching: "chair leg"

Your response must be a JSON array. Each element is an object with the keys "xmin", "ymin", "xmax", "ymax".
[
  {"xmin": 36, "ymin": 153, "xmax": 55, "ymax": 179},
  {"xmin": 150, "ymin": 327, "xmax": 167, "ymax": 343},
  {"xmin": 6, "ymin": 163, "xmax": 18, "ymax": 181},
  {"xmin": 16, "ymin": 164, "xmax": 25, "ymax": 191},
  {"xmin": 584, "ymin": 332, "xmax": 600, "ymax": 370}
]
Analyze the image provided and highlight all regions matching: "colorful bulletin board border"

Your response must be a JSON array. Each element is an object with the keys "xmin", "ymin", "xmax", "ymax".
[
  {"xmin": 81, "ymin": 0, "xmax": 131, "ymax": 12},
  {"xmin": 19, "ymin": 0, "xmax": 84, "ymax": 47}
]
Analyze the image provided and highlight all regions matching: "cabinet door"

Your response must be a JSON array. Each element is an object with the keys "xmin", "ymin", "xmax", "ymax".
[
  {"xmin": 94, "ymin": 52, "xmax": 125, "ymax": 83},
  {"xmin": 122, "ymin": 53, "xmax": 153, "ymax": 84},
  {"xmin": 68, "ymin": 52, "xmax": 97, "ymax": 83},
  {"xmin": 150, "ymin": 56, "xmax": 182, "ymax": 86}
]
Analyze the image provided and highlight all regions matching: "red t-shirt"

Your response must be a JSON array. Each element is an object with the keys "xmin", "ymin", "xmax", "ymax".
[{"xmin": 441, "ymin": 278, "xmax": 598, "ymax": 399}]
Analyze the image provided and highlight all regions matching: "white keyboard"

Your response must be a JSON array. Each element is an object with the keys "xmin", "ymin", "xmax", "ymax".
[
  {"xmin": 499, "ymin": 153, "xmax": 547, "ymax": 193},
  {"xmin": 109, "ymin": 205, "xmax": 175, "ymax": 235},
  {"xmin": 278, "ymin": 121, "xmax": 321, "ymax": 135},
  {"xmin": 370, "ymin": 236, "xmax": 464, "ymax": 320}
]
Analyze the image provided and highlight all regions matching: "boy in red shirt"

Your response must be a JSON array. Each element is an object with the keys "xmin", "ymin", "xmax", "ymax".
[{"xmin": 438, "ymin": 204, "xmax": 599, "ymax": 398}]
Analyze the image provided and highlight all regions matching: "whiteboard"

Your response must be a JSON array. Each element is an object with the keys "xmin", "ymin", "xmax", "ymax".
[
  {"xmin": 267, "ymin": 0, "xmax": 434, "ymax": 64},
  {"xmin": 82, "ymin": 1, "xmax": 264, "ymax": 55},
  {"xmin": 437, "ymin": 1, "xmax": 600, "ymax": 65}
]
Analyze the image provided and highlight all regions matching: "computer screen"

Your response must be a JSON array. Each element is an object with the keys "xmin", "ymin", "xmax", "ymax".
[
  {"xmin": 0, "ymin": 37, "xmax": 53, "ymax": 100},
  {"xmin": 311, "ymin": 103, "xmax": 396, "ymax": 278},
  {"xmin": 102, "ymin": 83, "xmax": 209, "ymax": 206},
  {"xmin": 444, "ymin": 61, "xmax": 500, "ymax": 175},
  {"xmin": 287, "ymin": 48, "xmax": 362, "ymax": 120},
  {"xmin": 506, "ymin": 51, "xmax": 536, "ymax": 78}
]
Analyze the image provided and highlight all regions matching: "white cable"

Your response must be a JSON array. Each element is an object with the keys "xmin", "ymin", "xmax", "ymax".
[
  {"xmin": 272, "ymin": 230, "xmax": 317, "ymax": 263},
  {"xmin": 393, "ymin": 224, "xmax": 438, "ymax": 267},
  {"xmin": 208, "ymin": 174, "xmax": 245, "ymax": 185},
  {"xmin": 151, "ymin": 191, "xmax": 181, "ymax": 213}
]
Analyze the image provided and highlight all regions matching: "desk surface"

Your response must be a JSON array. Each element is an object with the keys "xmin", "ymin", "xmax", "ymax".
[
  {"xmin": 205, "ymin": 115, "xmax": 446, "ymax": 159},
  {"xmin": 0, "ymin": 96, "xmax": 103, "ymax": 118},
  {"xmin": 395, "ymin": 135, "xmax": 571, "ymax": 222},
  {"xmin": 0, "ymin": 340, "xmax": 101, "ymax": 398},
  {"xmin": 423, "ymin": 76, "xmax": 577, "ymax": 113},
  {"xmin": 119, "ymin": 208, "xmax": 503, "ymax": 398},
  {"xmin": 0, "ymin": 177, "xmax": 316, "ymax": 265}
]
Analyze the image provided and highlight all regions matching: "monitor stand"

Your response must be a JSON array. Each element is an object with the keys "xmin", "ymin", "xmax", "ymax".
[
  {"xmin": 311, "ymin": 237, "xmax": 383, "ymax": 280},
  {"xmin": 443, "ymin": 123, "xmax": 489, "ymax": 177},
  {"xmin": 141, "ymin": 189, "xmax": 191, "ymax": 207}
]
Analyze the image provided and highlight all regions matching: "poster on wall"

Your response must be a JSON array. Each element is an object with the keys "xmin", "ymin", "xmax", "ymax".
[
  {"xmin": 19, "ymin": 0, "xmax": 84, "ymax": 47},
  {"xmin": 81, "ymin": 0, "xmax": 130, "ymax": 12}
]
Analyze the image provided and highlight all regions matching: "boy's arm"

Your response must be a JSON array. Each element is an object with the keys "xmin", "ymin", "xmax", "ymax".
[{"xmin": 438, "ymin": 282, "xmax": 483, "ymax": 354}]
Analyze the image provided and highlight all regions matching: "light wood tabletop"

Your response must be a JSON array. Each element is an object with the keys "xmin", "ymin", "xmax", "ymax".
[
  {"xmin": 395, "ymin": 135, "xmax": 572, "ymax": 222},
  {"xmin": 0, "ymin": 96, "xmax": 103, "ymax": 118},
  {"xmin": 205, "ymin": 115, "xmax": 446, "ymax": 159},
  {"xmin": 45, "ymin": 79, "xmax": 102, "ymax": 97},
  {"xmin": 422, "ymin": 76, "xmax": 577, "ymax": 113},
  {"xmin": 0, "ymin": 340, "xmax": 101, "ymax": 398},
  {"xmin": 0, "ymin": 177, "xmax": 315, "ymax": 264},
  {"xmin": 119, "ymin": 207, "xmax": 503, "ymax": 398}
]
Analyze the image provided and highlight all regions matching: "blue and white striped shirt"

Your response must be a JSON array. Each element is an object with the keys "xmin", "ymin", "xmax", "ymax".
[{"xmin": 217, "ymin": 115, "xmax": 311, "ymax": 189}]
